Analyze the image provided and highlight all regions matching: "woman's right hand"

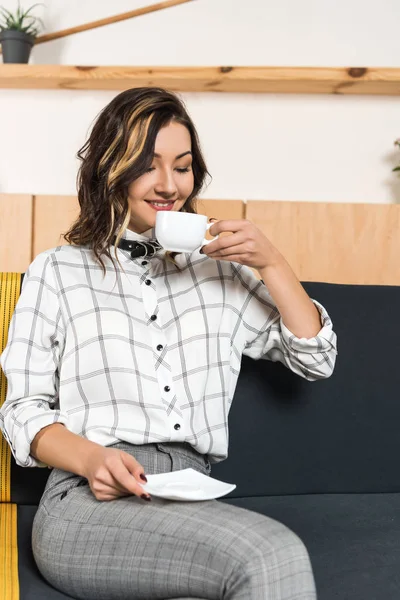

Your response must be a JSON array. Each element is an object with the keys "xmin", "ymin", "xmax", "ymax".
[{"xmin": 81, "ymin": 445, "xmax": 151, "ymax": 502}]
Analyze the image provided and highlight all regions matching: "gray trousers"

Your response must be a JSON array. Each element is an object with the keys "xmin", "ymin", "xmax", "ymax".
[{"xmin": 32, "ymin": 442, "xmax": 316, "ymax": 600}]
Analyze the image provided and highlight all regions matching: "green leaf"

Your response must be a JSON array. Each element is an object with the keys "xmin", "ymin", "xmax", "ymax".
[
  {"xmin": 0, "ymin": 2, "xmax": 43, "ymax": 32},
  {"xmin": 22, "ymin": 3, "xmax": 44, "ymax": 17},
  {"xmin": 21, "ymin": 15, "xmax": 36, "ymax": 26},
  {"xmin": 20, "ymin": 24, "xmax": 36, "ymax": 34},
  {"xmin": 34, "ymin": 16, "xmax": 44, "ymax": 28},
  {"xmin": 0, "ymin": 7, "xmax": 14, "ymax": 27},
  {"xmin": 6, "ymin": 17, "xmax": 17, "ymax": 28},
  {"xmin": 392, "ymin": 166, "xmax": 400, "ymax": 172},
  {"xmin": 0, "ymin": 6, "xmax": 13, "ymax": 20}
]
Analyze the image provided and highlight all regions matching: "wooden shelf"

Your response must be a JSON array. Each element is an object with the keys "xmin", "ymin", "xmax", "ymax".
[{"xmin": 0, "ymin": 64, "xmax": 400, "ymax": 94}]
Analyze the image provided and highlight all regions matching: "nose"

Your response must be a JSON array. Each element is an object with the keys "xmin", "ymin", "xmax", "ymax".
[{"xmin": 154, "ymin": 167, "xmax": 178, "ymax": 198}]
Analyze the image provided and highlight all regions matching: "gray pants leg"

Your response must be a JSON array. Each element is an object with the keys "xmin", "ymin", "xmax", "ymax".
[{"xmin": 32, "ymin": 442, "xmax": 316, "ymax": 600}]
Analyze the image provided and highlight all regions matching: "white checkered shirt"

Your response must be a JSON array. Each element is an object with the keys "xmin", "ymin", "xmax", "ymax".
[{"xmin": 0, "ymin": 229, "xmax": 337, "ymax": 467}]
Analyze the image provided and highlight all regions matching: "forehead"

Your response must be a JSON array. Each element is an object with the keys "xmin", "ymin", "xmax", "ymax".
[{"xmin": 154, "ymin": 121, "xmax": 191, "ymax": 156}]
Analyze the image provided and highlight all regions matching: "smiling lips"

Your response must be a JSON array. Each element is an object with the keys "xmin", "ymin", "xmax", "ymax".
[{"xmin": 146, "ymin": 200, "xmax": 176, "ymax": 211}]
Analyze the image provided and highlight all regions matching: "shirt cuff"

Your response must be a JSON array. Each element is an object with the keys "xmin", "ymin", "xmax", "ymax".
[{"xmin": 280, "ymin": 300, "xmax": 337, "ymax": 355}]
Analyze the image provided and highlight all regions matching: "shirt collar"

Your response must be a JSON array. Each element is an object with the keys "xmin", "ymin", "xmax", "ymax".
[
  {"xmin": 122, "ymin": 227, "xmax": 155, "ymax": 242},
  {"xmin": 116, "ymin": 227, "xmax": 173, "ymax": 264},
  {"xmin": 116, "ymin": 227, "xmax": 196, "ymax": 270}
]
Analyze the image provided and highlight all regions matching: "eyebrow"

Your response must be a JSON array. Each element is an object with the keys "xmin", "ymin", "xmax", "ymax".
[{"xmin": 153, "ymin": 151, "xmax": 192, "ymax": 160}]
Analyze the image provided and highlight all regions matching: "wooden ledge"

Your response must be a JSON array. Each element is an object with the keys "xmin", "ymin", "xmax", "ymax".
[{"xmin": 0, "ymin": 64, "xmax": 399, "ymax": 94}]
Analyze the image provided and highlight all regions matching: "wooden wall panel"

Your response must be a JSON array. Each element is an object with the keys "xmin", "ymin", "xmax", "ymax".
[
  {"xmin": 5, "ymin": 194, "xmax": 398, "ymax": 285},
  {"xmin": 197, "ymin": 199, "xmax": 245, "ymax": 220},
  {"xmin": 33, "ymin": 195, "xmax": 79, "ymax": 257},
  {"xmin": 246, "ymin": 200, "xmax": 400, "ymax": 285},
  {"xmin": 0, "ymin": 194, "xmax": 32, "ymax": 272}
]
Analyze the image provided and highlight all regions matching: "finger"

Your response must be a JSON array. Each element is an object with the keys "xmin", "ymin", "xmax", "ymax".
[
  {"xmin": 204, "ymin": 235, "xmax": 251, "ymax": 257},
  {"xmin": 112, "ymin": 458, "xmax": 148, "ymax": 498},
  {"xmin": 107, "ymin": 472, "xmax": 137, "ymax": 494},
  {"xmin": 119, "ymin": 453, "xmax": 151, "ymax": 499},
  {"xmin": 207, "ymin": 253, "xmax": 249, "ymax": 264},
  {"xmin": 120, "ymin": 452, "xmax": 148, "ymax": 483},
  {"xmin": 92, "ymin": 473, "xmax": 141, "ymax": 498},
  {"xmin": 209, "ymin": 219, "xmax": 252, "ymax": 237},
  {"xmin": 203, "ymin": 231, "xmax": 246, "ymax": 255},
  {"xmin": 98, "ymin": 473, "xmax": 130, "ymax": 494},
  {"xmin": 101, "ymin": 490, "xmax": 131, "ymax": 500},
  {"xmin": 93, "ymin": 462, "xmax": 137, "ymax": 494},
  {"xmin": 97, "ymin": 493, "xmax": 121, "ymax": 502},
  {"xmin": 207, "ymin": 245, "xmax": 251, "ymax": 258},
  {"xmin": 90, "ymin": 469, "xmax": 130, "ymax": 496},
  {"xmin": 95, "ymin": 489, "xmax": 134, "ymax": 501},
  {"xmin": 89, "ymin": 480, "xmax": 127, "ymax": 500}
]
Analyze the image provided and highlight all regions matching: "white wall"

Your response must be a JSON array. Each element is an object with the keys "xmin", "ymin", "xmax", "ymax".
[{"xmin": 0, "ymin": 0, "xmax": 399, "ymax": 203}]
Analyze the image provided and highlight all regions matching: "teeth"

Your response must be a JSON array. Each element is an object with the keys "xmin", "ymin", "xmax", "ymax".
[{"xmin": 150, "ymin": 202, "xmax": 172, "ymax": 207}]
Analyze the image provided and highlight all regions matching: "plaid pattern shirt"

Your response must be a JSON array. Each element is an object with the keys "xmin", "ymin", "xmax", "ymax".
[{"xmin": 0, "ymin": 229, "xmax": 337, "ymax": 467}]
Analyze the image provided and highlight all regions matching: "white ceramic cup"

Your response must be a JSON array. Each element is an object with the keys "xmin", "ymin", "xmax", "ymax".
[{"xmin": 155, "ymin": 211, "xmax": 217, "ymax": 253}]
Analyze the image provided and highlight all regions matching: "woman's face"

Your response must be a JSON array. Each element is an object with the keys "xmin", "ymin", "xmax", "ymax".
[{"xmin": 127, "ymin": 121, "xmax": 194, "ymax": 233}]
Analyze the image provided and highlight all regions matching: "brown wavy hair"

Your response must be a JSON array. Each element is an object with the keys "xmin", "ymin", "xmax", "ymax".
[{"xmin": 63, "ymin": 87, "xmax": 209, "ymax": 275}]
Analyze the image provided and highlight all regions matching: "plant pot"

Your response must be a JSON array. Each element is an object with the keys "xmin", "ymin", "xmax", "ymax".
[{"xmin": 0, "ymin": 29, "xmax": 35, "ymax": 63}]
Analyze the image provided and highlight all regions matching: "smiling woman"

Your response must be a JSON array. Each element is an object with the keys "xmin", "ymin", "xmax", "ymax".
[
  {"xmin": 0, "ymin": 85, "xmax": 336, "ymax": 600},
  {"xmin": 64, "ymin": 86, "xmax": 209, "ymax": 274}
]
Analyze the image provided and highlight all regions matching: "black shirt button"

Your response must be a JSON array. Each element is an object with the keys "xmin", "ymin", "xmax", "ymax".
[
  {"xmin": 142, "ymin": 261, "xmax": 148, "ymax": 266},
  {"xmin": 150, "ymin": 315, "xmax": 157, "ymax": 321},
  {"xmin": 157, "ymin": 344, "xmax": 163, "ymax": 351},
  {"xmin": 164, "ymin": 386, "xmax": 171, "ymax": 392},
  {"xmin": 174, "ymin": 423, "xmax": 181, "ymax": 431},
  {"xmin": 145, "ymin": 279, "xmax": 151, "ymax": 286}
]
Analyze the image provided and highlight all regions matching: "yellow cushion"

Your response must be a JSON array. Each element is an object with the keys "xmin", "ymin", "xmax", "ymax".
[{"xmin": 0, "ymin": 272, "xmax": 22, "ymax": 600}]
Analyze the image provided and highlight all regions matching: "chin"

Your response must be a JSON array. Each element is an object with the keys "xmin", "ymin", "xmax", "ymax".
[
  {"xmin": 146, "ymin": 217, "xmax": 157, "ymax": 230},
  {"xmin": 128, "ymin": 217, "xmax": 154, "ymax": 234}
]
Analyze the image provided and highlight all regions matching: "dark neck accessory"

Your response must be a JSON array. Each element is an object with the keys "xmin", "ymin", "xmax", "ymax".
[{"xmin": 112, "ymin": 236, "xmax": 162, "ymax": 259}]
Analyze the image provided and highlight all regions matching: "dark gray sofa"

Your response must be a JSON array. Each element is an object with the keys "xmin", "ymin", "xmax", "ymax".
[{"xmin": 8, "ymin": 282, "xmax": 400, "ymax": 599}]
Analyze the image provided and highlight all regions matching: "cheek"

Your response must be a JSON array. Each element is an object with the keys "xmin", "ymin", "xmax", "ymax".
[
  {"xmin": 128, "ymin": 179, "xmax": 148, "ymax": 202},
  {"xmin": 180, "ymin": 173, "xmax": 195, "ymax": 197}
]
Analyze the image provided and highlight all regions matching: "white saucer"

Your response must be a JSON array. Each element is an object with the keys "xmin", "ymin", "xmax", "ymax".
[{"xmin": 142, "ymin": 468, "xmax": 236, "ymax": 501}]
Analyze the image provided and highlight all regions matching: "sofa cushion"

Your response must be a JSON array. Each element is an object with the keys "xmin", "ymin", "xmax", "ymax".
[
  {"xmin": 19, "ymin": 493, "xmax": 400, "ymax": 600},
  {"xmin": 222, "ymin": 492, "xmax": 400, "ymax": 600}
]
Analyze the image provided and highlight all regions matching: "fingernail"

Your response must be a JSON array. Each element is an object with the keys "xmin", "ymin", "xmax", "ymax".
[
  {"xmin": 140, "ymin": 473, "xmax": 148, "ymax": 482},
  {"xmin": 209, "ymin": 217, "xmax": 218, "ymax": 222},
  {"xmin": 141, "ymin": 494, "xmax": 151, "ymax": 501}
]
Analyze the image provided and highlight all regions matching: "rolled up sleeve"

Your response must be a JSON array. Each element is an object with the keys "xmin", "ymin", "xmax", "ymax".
[
  {"xmin": 232, "ymin": 264, "xmax": 337, "ymax": 381},
  {"xmin": 0, "ymin": 251, "xmax": 68, "ymax": 467}
]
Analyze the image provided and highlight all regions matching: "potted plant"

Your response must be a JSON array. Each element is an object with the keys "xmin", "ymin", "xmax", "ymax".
[{"xmin": 0, "ymin": 2, "xmax": 43, "ymax": 63}]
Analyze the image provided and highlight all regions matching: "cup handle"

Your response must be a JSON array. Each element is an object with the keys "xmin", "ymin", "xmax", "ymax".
[{"xmin": 201, "ymin": 222, "xmax": 218, "ymax": 247}]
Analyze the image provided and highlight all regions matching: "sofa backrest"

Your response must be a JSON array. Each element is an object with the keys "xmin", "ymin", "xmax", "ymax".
[
  {"xmin": 1, "ymin": 275, "xmax": 400, "ymax": 504},
  {"xmin": 213, "ymin": 281, "xmax": 400, "ymax": 497}
]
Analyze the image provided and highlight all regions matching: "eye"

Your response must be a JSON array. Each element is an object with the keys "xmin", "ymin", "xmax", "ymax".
[
  {"xmin": 176, "ymin": 167, "xmax": 191, "ymax": 174},
  {"xmin": 145, "ymin": 167, "xmax": 155, "ymax": 173}
]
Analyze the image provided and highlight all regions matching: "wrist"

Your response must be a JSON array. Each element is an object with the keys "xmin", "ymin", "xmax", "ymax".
[
  {"xmin": 258, "ymin": 249, "xmax": 286, "ymax": 278},
  {"xmin": 31, "ymin": 423, "xmax": 103, "ymax": 476},
  {"xmin": 79, "ymin": 441, "xmax": 104, "ymax": 478}
]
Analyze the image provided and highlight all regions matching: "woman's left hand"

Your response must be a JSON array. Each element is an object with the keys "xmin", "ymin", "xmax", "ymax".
[{"xmin": 201, "ymin": 219, "xmax": 281, "ymax": 270}]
